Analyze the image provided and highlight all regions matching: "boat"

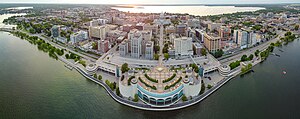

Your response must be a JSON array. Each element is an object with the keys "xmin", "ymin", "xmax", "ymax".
[{"xmin": 282, "ymin": 71, "xmax": 287, "ymax": 75}]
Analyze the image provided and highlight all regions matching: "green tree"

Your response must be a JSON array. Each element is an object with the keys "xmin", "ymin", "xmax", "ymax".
[
  {"xmin": 121, "ymin": 63, "xmax": 129, "ymax": 73},
  {"xmin": 255, "ymin": 50, "xmax": 260, "ymax": 57},
  {"xmin": 98, "ymin": 75, "xmax": 102, "ymax": 80},
  {"xmin": 164, "ymin": 53, "xmax": 169, "ymax": 60},
  {"xmin": 154, "ymin": 45, "xmax": 160, "ymax": 54},
  {"xmin": 133, "ymin": 94, "xmax": 139, "ymax": 102},
  {"xmin": 182, "ymin": 94, "xmax": 188, "ymax": 102},
  {"xmin": 93, "ymin": 74, "xmax": 97, "ymax": 78},
  {"xmin": 29, "ymin": 28, "xmax": 35, "ymax": 34},
  {"xmin": 207, "ymin": 84, "xmax": 213, "ymax": 89},
  {"xmin": 241, "ymin": 55, "xmax": 248, "ymax": 61},
  {"xmin": 229, "ymin": 60, "xmax": 241, "ymax": 70},
  {"xmin": 201, "ymin": 48, "xmax": 207, "ymax": 56},
  {"xmin": 154, "ymin": 54, "xmax": 159, "ymax": 60},
  {"xmin": 249, "ymin": 54, "xmax": 254, "ymax": 60},
  {"xmin": 213, "ymin": 49, "xmax": 224, "ymax": 58}
]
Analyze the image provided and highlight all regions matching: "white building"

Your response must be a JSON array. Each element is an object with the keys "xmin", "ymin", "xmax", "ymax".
[
  {"xmin": 70, "ymin": 30, "xmax": 88, "ymax": 44},
  {"xmin": 249, "ymin": 32, "xmax": 257, "ymax": 47},
  {"xmin": 237, "ymin": 30, "xmax": 249, "ymax": 49},
  {"xmin": 174, "ymin": 37, "xmax": 193, "ymax": 56},
  {"xmin": 56, "ymin": 36, "xmax": 67, "ymax": 43},
  {"xmin": 89, "ymin": 25, "xmax": 110, "ymax": 40},
  {"xmin": 145, "ymin": 41, "xmax": 154, "ymax": 60},
  {"xmin": 130, "ymin": 33, "xmax": 142, "ymax": 58},
  {"xmin": 119, "ymin": 40, "xmax": 129, "ymax": 57}
]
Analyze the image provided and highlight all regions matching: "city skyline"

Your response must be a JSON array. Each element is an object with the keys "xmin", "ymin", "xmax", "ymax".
[{"xmin": 1, "ymin": 0, "xmax": 300, "ymax": 4}]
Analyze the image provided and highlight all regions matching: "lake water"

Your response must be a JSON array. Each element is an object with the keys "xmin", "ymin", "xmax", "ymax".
[
  {"xmin": 1, "ymin": 30, "xmax": 300, "ymax": 119},
  {"xmin": 112, "ymin": 6, "xmax": 265, "ymax": 16}
]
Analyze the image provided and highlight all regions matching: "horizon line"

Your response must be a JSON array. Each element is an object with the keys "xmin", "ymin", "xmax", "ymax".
[{"xmin": 0, "ymin": 3, "xmax": 299, "ymax": 5}]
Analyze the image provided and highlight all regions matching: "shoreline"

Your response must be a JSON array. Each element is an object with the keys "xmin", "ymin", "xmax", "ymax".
[{"xmin": 3, "ymin": 30, "xmax": 271, "ymax": 111}]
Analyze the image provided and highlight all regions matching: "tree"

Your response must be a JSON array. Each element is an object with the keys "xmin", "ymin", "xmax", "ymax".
[
  {"xmin": 207, "ymin": 85, "xmax": 213, "ymax": 89},
  {"xmin": 164, "ymin": 53, "xmax": 169, "ymax": 60},
  {"xmin": 154, "ymin": 45, "xmax": 160, "ymax": 54},
  {"xmin": 213, "ymin": 49, "xmax": 224, "ymax": 58},
  {"xmin": 133, "ymin": 94, "xmax": 139, "ymax": 102},
  {"xmin": 255, "ymin": 50, "xmax": 260, "ymax": 57},
  {"xmin": 98, "ymin": 75, "xmax": 102, "ymax": 80},
  {"xmin": 154, "ymin": 54, "xmax": 159, "ymax": 60},
  {"xmin": 201, "ymin": 48, "xmax": 207, "ymax": 56},
  {"xmin": 121, "ymin": 63, "xmax": 129, "ymax": 73},
  {"xmin": 249, "ymin": 54, "xmax": 254, "ymax": 60},
  {"xmin": 182, "ymin": 94, "xmax": 188, "ymax": 102},
  {"xmin": 29, "ymin": 28, "xmax": 35, "ymax": 34},
  {"xmin": 93, "ymin": 74, "xmax": 97, "ymax": 78},
  {"xmin": 163, "ymin": 44, "xmax": 169, "ymax": 53},
  {"xmin": 241, "ymin": 55, "xmax": 248, "ymax": 61},
  {"xmin": 229, "ymin": 60, "xmax": 241, "ymax": 70}
]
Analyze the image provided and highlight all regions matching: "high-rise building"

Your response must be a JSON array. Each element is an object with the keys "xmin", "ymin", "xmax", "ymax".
[
  {"xmin": 119, "ymin": 40, "xmax": 129, "ymax": 57},
  {"xmin": 90, "ymin": 20, "xmax": 98, "ymax": 27},
  {"xmin": 89, "ymin": 25, "xmax": 110, "ymax": 40},
  {"xmin": 218, "ymin": 26, "xmax": 231, "ymax": 41},
  {"xmin": 70, "ymin": 30, "xmax": 88, "ymax": 44},
  {"xmin": 174, "ymin": 37, "xmax": 193, "ymax": 56},
  {"xmin": 130, "ymin": 32, "xmax": 142, "ymax": 58},
  {"xmin": 233, "ymin": 30, "xmax": 239, "ymax": 43},
  {"xmin": 51, "ymin": 25, "xmax": 60, "ymax": 38},
  {"xmin": 238, "ymin": 30, "xmax": 249, "ymax": 49},
  {"xmin": 145, "ymin": 41, "xmax": 154, "ymax": 60},
  {"xmin": 203, "ymin": 33, "xmax": 221, "ymax": 53},
  {"xmin": 193, "ymin": 43, "xmax": 203, "ymax": 56},
  {"xmin": 176, "ymin": 24, "xmax": 187, "ymax": 36},
  {"xmin": 98, "ymin": 40, "xmax": 109, "ymax": 53},
  {"xmin": 249, "ymin": 32, "xmax": 258, "ymax": 47},
  {"xmin": 195, "ymin": 29, "xmax": 204, "ymax": 43}
]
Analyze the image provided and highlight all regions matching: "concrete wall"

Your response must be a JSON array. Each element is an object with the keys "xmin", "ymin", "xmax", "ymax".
[
  {"xmin": 119, "ymin": 80, "xmax": 137, "ymax": 98},
  {"xmin": 183, "ymin": 82, "xmax": 201, "ymax": 97}
]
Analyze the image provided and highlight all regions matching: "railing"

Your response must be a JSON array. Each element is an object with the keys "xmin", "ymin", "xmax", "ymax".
[{"xmin": 75, "ymin": 65, "xmax": 238, "ymax": 111}]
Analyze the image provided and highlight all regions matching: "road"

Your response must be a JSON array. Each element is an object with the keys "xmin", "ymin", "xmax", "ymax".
[
  {"xmin": 220, "ymin": 30, "xmax": 285, "ymax": 65},
  {"xmin": 17, "ymin": 30, "xmax": 98, "ymax": 62}
]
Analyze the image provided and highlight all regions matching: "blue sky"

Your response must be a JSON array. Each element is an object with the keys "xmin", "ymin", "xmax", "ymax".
[{"xmin": 1, "ymin": 0, "xmax": 300, "ymax": 4}]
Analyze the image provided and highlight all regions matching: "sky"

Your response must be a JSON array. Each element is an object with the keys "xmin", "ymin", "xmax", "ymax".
[{"xmin": 1, "ymin": 0, "xmax": 300, "ymax": 4}]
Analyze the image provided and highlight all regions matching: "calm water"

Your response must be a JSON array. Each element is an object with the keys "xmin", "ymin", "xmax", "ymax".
[
  {"xmin": 1, "ymin": 26, "xmax": 300, "ymax": 118},
  {"xmin": 112, "ymin": 6, "xmax": 264, "ymax": 16}
]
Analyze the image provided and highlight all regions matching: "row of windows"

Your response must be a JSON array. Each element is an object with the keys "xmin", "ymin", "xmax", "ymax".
[{"xmin": 138, "ymin": 90, "xmax": 183, "ymax": 106}]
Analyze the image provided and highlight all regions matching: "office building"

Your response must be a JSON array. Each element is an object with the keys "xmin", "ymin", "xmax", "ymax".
[
  {"xmin": 203, "ymin": 33, "xmax": 221, "ymax": 53},
  {"xmin": 119, "ymin": 40, "xmax": 129, "ymax": 57},
  {"xmin": 130, "ymin": 32, "xmax": 142, "ymax": 58},
  {"xmin": 51, "ymin": 25, "xmax": 60, "ymax": 38},
  {"xmin": 89, "ymin": 25, "xmax": 110, "ymax": 40},
  {"xmin": 98, "ymin": 40, "xmax": 109, "ymax": 53},
  {"xmin": 70, "ymin": 30, "xmax": 88, "ymax": 44},
  {"xmin": 174, "ymin": 37, "xmax": 193, "ymax": 56},
  {"xmin": 145, "ymin": 41, "xmax": 154, "ymax": 60}
]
